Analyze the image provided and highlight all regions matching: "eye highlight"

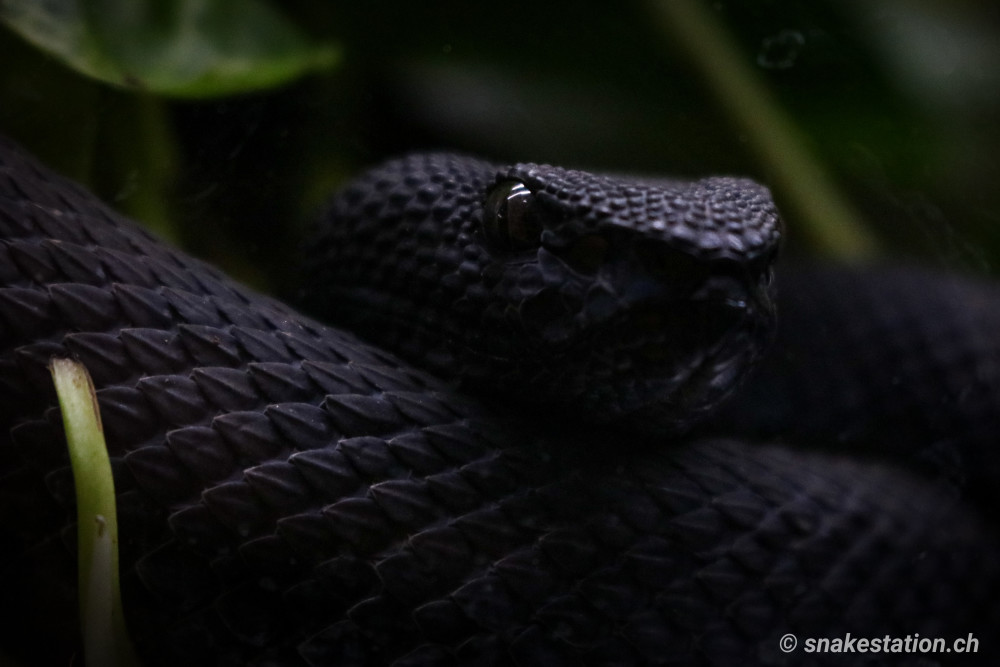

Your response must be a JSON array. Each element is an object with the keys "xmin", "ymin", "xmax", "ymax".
[{"xmin": 483, "ymin": 180, "xmax": 543, "ymax": 250}]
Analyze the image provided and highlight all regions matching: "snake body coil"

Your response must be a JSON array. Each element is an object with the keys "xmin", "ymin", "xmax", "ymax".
[{"xmin": 0, "ymin": 136, "xmax": 998, "ymax": 665}]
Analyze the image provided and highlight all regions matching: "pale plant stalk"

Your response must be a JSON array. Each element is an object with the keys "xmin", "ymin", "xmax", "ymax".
[{"xmin": 50, "ymin": 358, "xmax": 139, "ymax": 667}]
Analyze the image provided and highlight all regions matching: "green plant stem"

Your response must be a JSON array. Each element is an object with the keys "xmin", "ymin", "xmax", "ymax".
[
  {"xmin": 647, "ymin": 0, "xmax": 878, "ymax": 258},
  {"xmin": 50, "ymin": 358, "xmax": 138, "ymax": 667}
]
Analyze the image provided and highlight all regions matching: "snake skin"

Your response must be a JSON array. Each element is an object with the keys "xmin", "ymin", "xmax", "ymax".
[
  {"xmin": 298, "ymin": 154, "xmax": 778, "ymax": 433},
  {"xmin": 1, "ymin": 135, "xmax": 999, "ymax": 666},
  {"xmin": 711, "ymin": 264, "xmax": 1000, "ymax": 521}
]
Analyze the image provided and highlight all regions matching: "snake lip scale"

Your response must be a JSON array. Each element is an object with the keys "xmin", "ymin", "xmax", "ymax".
[{"xmin": 1, "ymin": 135, "xmax": 999, "ymax": 665}]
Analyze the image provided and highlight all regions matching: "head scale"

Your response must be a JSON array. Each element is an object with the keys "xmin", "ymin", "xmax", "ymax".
[{"xmin": 301, "ymin": 154, "xmax": 780, "ymax": 433}]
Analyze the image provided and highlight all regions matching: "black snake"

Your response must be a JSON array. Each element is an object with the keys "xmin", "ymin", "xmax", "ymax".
[{"xmin": 0, "ymin": 135, "xmax": 998, "ymax": 666}]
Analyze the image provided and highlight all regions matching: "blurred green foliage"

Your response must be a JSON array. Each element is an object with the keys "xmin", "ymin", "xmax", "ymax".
[
  {"xmin": 1, "ymin": 0, "xmax": 999, "ymax": 294},
  {"xmin": 2, "ymin": 0, "xmax": 336, "ymax": 97}
]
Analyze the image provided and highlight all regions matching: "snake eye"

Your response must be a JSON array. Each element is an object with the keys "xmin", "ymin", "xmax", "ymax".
[{"xmin": 483, "ymin": 180, "xmax": 543, "ymax": 250}]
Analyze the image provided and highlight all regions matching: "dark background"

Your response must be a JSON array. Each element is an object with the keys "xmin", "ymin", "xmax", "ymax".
[{"xmin": 2, "ymin": 0, "xmax": 999, "ymax": 294}]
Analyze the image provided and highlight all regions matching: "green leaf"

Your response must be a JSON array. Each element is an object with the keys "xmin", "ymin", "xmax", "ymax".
[
  {"xmin": 1, "ymin": 0, "xmax": 338, "ymax": 98},
  {"xmin": 50, "ymin": 358, "xmax": 139, "ymax": 667}
]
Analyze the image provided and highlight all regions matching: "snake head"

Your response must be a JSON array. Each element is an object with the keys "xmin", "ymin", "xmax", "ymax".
[{"xmin": 301, "ymin": 154, "xmax": 781, "ymax": 434}]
